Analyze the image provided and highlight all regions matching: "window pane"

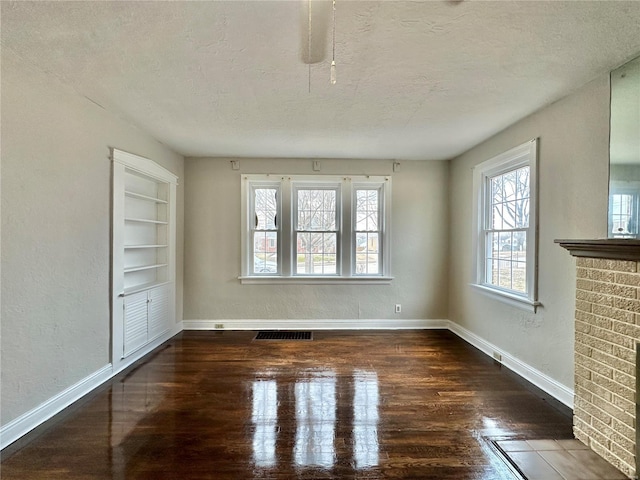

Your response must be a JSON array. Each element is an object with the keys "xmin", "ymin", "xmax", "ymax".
[
  {"xmin": 356, "ymin": 189, "xmax": 379, "ymax": 231},
  {"xmin": 498, "ymin": 260, "xmax": 512, "ymax": 289},
  {"xmin": 491, "ymin": 177, "xmax": 503, "ymax": 204},
  {"xmin": 254, "ymin": 188, "xmax": 277, "ymax": 230},
  {"xmin": 297, "ymin": 189, "xmax": 336, "ymax": 231},
  {"xmin": 254, "ymin": 232, "xmax": 277, "ymax": 273},
  {"xmin": 487, "ymin": 258, "xmax": 499, "ymax": 285},
  {"xmin": 490, "ymin": 205, "xmax": 502, "ymax": 230},
  {"xmin": 513, "ymin": 231, "xmax": 527, "ymax": 254},
  {"xmin": 488, "ymin": 231, "xmax": 499, "ymax": 259},
  {"xmin": 503, "ymin": 170, "xmax": 517, "ymax": 202},
  {"xmin": 498, "ymin": 231, "xmax": 512, "ymax": 257},
  {"xmin": 513, "ymin": 261, "xmax": 527, "ymax": 293},
  {"xmin": 356, "ymin": 233, "xmax": 379, "ymax": 274},
  {"xmin": 516, "ymin": 167, "xmax": 530, "ymax": 201},
  {"xmin": 296, "ymin": 232, "xmax": 337, "ymax": 274},
  {"xmin": 489, "ymin": 167, "xmax": 530, "ymax": 231},
  {"xmin": 515, "ymin": 198, "xmax": 529, "ymax": 228},
  {"xmin": 485, "ymin": 229, "xmax": 528, "ymax": 291},
  {"xmin": 503, "ymin": 201, "xmax": 517, "ymax": 229}
]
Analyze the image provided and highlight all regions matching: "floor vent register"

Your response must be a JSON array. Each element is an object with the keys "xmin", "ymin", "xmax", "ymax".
[{"xmin": 254, "ymin": 331, "xmax": 313, "ymax": 341}]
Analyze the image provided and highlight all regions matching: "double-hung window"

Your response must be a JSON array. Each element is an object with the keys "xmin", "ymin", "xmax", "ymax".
[
  {"xmin": 241, "ymin": 175, "xmax": 391, "ymax": 283},
  {"xmin": 295, "ymin": 184, "xmax": 340, "ymax": 275},
  {"xmin": 354, "ymin": 186, "xmax": 383, "ymax": 275},
  {"xmin": 250, "ymin": 182, "xmax": 280, "ymax": 274},
  {"xmin": 472, "ymin": 139, "xmax": 540, "ymax": 311}
]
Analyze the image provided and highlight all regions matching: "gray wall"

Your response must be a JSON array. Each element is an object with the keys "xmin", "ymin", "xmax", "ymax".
[
  {"xmin": 183, "ymin": 158, "xmax": 449, "ymax": 322},
  {"xmin": 448, "ymin": 75, "xmax": 610, "ymax": 389},
  {"xmin": 1, "ymin": 50, "xmax": 185, "ymax": 425}
]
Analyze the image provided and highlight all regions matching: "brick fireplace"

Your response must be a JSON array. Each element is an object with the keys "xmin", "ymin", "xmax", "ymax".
[{"xmin": 557, "ymin": 239, "xmax": 640, "ymax": 479}]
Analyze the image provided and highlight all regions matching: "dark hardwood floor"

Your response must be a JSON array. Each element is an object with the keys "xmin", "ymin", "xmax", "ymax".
[{"xmin": 0, "ymin": 330, "xmax": 574, "ymax": 479}]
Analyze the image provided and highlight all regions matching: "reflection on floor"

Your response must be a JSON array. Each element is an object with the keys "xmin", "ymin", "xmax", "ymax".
[
  {"xmin": 0, "ymin": 330, "xmax": 626, "ymax": 479},
  {"xmin": 495, "ymin": 439, "xmax": 629, "ymax": 480}
]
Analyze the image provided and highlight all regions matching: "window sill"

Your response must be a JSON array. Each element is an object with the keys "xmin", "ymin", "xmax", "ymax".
[
  {"xmin": 469, "ymin": 283, "xmax": 542, "ymax": 313},
  {"xmin": 239, "ymin": 276, "xmax": 394, "ymax": 285}
]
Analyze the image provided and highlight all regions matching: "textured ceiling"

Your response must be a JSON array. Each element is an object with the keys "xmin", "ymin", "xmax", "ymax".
[{"xmin": 2, "ymin": 1, "xmax": 640, "ymax": 160}]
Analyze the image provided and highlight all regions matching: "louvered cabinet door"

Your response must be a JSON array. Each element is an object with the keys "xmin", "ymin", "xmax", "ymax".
[
  {"xmin": 123, "ymin": 290, "xmax": 148, "ymax": 357},
  {"xmin": 148, "ymin": 284, "xmax": 170, "ymax": 341}
]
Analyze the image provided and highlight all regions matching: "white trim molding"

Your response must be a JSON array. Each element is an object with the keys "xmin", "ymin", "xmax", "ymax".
[
  {"xmin": 241, "ymin": 174, "xmax": 392, "ymax": 281},
  {"xmin": 0, "ymin": 326, "xmax": 182, "ymax": 450},
  {"xmin": 238, "ymin": 276, "xmax": 394, "ymax": 285},
  {"xmin": 471, "ymin": 138, "xmax": 540, "ymax": 311},
  {"xmin": 112, "ymin": 323, "xmax": 183, "ymax": 376},
  {"xmin": 0, "ymin": 364, "xmax": 113, "ymax": 450},
  {"xmin": 447, "ymin": 321, "xmax": 574, "ymax": 409},
  {"xmin": 112, "ymin": 148, "xmax": 178, "ymax": 184},
  {"xmin": 183, "ymin": 318, "xmax": 448, "ymax": 331}
]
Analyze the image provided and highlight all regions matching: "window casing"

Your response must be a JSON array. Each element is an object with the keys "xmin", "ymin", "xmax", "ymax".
[
  {"xmin": 241, "ymin": 175, "xmax": 391, "ymax": 283},
  {"xmin": 472, "ymin": 139, "xmax": 540, "ymax": 311}
]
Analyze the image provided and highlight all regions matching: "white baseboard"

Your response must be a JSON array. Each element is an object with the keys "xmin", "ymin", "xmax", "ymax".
[
  {"xmin": 112, "ymin": 322, "xmax": 184, "ymax": 376},
  {"xmin": 0, "ymin": 364, "xmax": 113, "ymax": 450},
  {"xmin": 447, "ymin": 320, "xmax": 574, "ymax": 409},
  {"xmin": 1, "ymin": 324, "xmax": 183, "ymax": 450},
  {"xmin": 1, "ymin": 318, "xmax": 574, "ymax": 451},
  {"xmin": 182, "ymin": 318, "xmax": 449, "ymax": 330}
]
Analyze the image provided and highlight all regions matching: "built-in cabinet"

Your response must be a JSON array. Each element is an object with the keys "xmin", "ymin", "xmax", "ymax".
[
  {"xmin": 112, "ymin": 149, "xmax": 177, "ymax": 370},
  {"xmin": 123, "ymin": 284, "xmax": 170, "ymax": 357}
]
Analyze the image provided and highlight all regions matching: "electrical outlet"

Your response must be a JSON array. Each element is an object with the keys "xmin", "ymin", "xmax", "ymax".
[
  {"xmin": 395, "ymin": 304, "xmax": 401, "ymax": 314},
  {"xmin": 215, "ymin": 323, "xmax": 224, "ymax": 329}
]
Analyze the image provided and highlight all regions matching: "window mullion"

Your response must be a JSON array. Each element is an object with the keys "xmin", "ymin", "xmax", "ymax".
[
  {"xmin": 280, "ymin": 177, "xmax": 292, "ymax": 276},
  {"xmin": 342, "ymin": 179, "xmax": 353, "ymax": 277}
]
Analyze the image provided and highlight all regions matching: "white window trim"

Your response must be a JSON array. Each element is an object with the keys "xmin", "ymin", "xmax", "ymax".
[
  {"xmin": 240, "ymin": 174, "xmax": 392, "ymax": 284},
  {"xmin": 471, "ymin": 138, "xmax": 541, "ymax": 312}
]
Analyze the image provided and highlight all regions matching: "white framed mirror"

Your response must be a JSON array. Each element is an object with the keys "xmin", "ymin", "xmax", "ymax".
[{"xmin": 608, "ymin": 55, "xmax": 640, "ymax": 238}]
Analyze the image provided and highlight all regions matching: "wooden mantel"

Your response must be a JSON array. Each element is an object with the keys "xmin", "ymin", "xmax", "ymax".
[{"xmin": 555, "ymin": 238, "xmax": 640, "ymax": 261}]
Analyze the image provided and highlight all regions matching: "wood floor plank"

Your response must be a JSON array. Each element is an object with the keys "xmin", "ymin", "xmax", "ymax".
[{"xmin": 1, "ymin": 330, "xmax": 574, "ymax": 479}]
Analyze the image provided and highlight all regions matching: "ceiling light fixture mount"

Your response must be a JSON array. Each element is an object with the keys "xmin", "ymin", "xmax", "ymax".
[
  {"xmin": 308, "ymin": 0, "xmax": 312, "ymax": 93},
  {"xmin": 330, "ymin": 0, "xmax": 336, "ymax": 85}
]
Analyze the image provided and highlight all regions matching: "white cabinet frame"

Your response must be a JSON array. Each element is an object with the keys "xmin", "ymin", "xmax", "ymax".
[{"xmin": 111, "ymin": 149, "xmax": 178, "ymax": 372}]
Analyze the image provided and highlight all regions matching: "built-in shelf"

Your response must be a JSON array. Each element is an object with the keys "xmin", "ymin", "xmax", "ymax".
[
  {"xmin": 555, "ymin": 238, "xmax": 640, "ymax": 261},
  {"xmin": 124, "ymin": 217, "xmax": 168, "ymax": 225},
  {"xmin": 123, "ymin": 281, "xmax": 171, "ymax": 296},
  {"xmin": 124, "ymin": 264, "xmax": 168, "ymax": 274},
  {"xmin": 113, "ymin": 148, "xmax": 177, "ymax": 369},
  {"xmin": 125, "ymin": 190, "xmax": 168, "ymax": 204}
]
